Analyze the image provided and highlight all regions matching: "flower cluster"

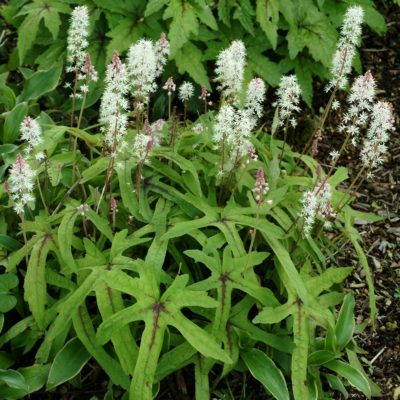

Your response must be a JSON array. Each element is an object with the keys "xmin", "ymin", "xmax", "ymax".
[
  {"xmin": 127, "ymin": 34, "xmax": 170, "ymax": 107},
  {"xmin": 132, "ymin": 119, "xmax": 161, "ymax": 161},
  {"xmin": 327, "ymin": 5, "xmax": 364, "ymax": 91},
  {"xmin": 7, "ymin": 154, "xmax": 35, "ymax": 215},
  {"xmin": 215, "ymin": 40, "xmax": 246, "ymax": 101},
  {"xmin": 99, "ymin": 52, "xmax": 129, "ymax": 157},
  {"xmin": 252, "ymin": 168, "xmax": 269, "ymax": 204},
  {"xmin": 339, "ymin": 70, "xmax": 376, "ymax": 145},
  {"xmin": 245, "ymin": 78, "xmax": 266, "ymax": 118},
  {"xmin": 360, "ymin": 101, "xmax": 394, "ymax": 176},
  {"xmin": 273, "ymin": 75, "xmax": 301, "ymax": 128},
  {"xmin": 179, "ymin": 82, "xmax": 194, "ymax": 102},
  {"xmin": 301, "ymin": 181, "xmax": 335, "ymax": 236},
  {"xmin": 20, "ymin": 117, "xmax": 44, "ymax": 160},
  {"xmin": 66, "ymin": 6, "xmax": 89, "ymax": 71},
  {"xmin": 163, "ymin": 77, "xmax": 176, "ymax": 96}
]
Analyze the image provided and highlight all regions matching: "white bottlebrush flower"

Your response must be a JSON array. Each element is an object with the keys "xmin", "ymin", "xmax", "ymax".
[
  {"xmin": 154, "ymin": 33, "xmax": 170, "ymax": 76},
  {"xmin": 127, "ymin": 39, "xmax": 158, "ymax": 106},
  {"xmin": 228, "ymin": 109, "xmax": 256, "ymax": 158},
  {"xmin": 20, "ymin": 117, "xmax": 42, "ymax": 155},
  {"xmin": 215, "ymin": 40, "xmax": 246, "ymax": 101},
  {"xmin": 301, "ymin": 181, "xmax": 335, "ymax": 236},
  {"xmin": 326, "ymin": 5, "xmax": 364, "ymax": 91},
  {"xmin": 67, "ymin": 6, "xmax": 90, "ymax": 71},
  {"xmin": 133, "ymin": 120, "xmax": 160, "ymax": 161},
  {"xmin": 340, "ymin": 71, "xmax": 376, "ymax": 145},
  {"xmin": 179, "ymin": 81, "xmax": 194, "ymax": 102},
  {"xmin": 273, "ymin": 75, "xmax": 301, "ymax": 127},
  {"xmin": 245, "ymin": 78, "xmax": 266, "ymax": 118},
  {"xmin": 213, "ymin": 104, "xmax": 236, "ymax": 145},
  {"xmin": 99, "ymin": 51, "xmax": 129, "ymax": 156},
  {"xmin": 7, "ymin": 154, "xmax": 35, "ymax": 215},
  {"xmin": 360, "ymin": 101, "xmax": 394, "ymax": 172},
  {"xmin": 163, "ymin": 77, "xmax": 176, "ymax": 95}
]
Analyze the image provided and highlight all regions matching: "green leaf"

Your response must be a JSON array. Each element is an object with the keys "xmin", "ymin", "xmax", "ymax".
[
  {"xmin": 0, "ymin": 369, "xmax": 29, "ymax": 391},
  {"xmin": 306, "ymin": 267, "xmax": 352, "ymax": 297},
  {"xmin": 24, "ymin": 235, "xmax": 52, "ymax": 329},
  {"xmin": 175, "ymin": 42, "xmax": 210, "ymax": 90},
  {"xmin": 72, "ymin": 304, "xmax": 130, "ymax": 389},
  {"xmin": 242, "ymin": 348, "xmax": 289, "ymax": 400},
  {"xmin": 335, "ymin": 293, "xmax": 355, "ymax": 350},
  {"xmin": 166, "ymin": 309, "xmax": 231, "ymax": 364},
  {"xmin": 0, "ymin": 273, "xmax": 18, "ymax": 313},
  {"xmin": 165, "ymin": 0, "xmax": 199, "ymax": 56},
  {"xmin": 0, "ymin": 235, "xmax": 22, "ymax": 251},
  {"xmin": 145, "ymin": 0, "xmax": 168, "ymax": 16},
  {"xmin": 308, "ymin": 350, "xmax": 337, "ymax": 366},
  {"xmin": 47, "ymin": 337, "xmax": 91, "ymax": 389},
  {"xmin": 253, "ymin": 302, "xmax": 295, "ymax": 324},
  {"xmin": 256, "ymin": 0, "xmax": 279, "ymax": 49},
  {"xmin": 291, "ymin": 304, "xmax": 309, "ymax": 400},
  {"xmin": 17, "ymin": 12, "xmax": 41, "ymax": 63},
  {"xmin": 18, "ymin": 67, "xmax": 62, "ymax": 102},
  {"xmin": 325, "ymin": 360, "xmax": 371, "ymax": 398},
  {"xmin": 3, "ymin": 102, "xmax": 28, "ymax": 143},
  {"xmin": 58, "ymin": 210, "xmax": 79, "ymax": 272},
  {"xmin": 43, "ymin": 8, "xmax": 61, "ymax": 39}
]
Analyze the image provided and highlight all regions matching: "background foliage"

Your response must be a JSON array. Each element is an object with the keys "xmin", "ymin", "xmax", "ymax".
[{"xmin": 0, "ymin": 0, "xmax": 387, "ymax": 105}]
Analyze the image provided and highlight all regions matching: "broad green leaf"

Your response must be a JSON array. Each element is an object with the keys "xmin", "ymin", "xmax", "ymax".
[
  {"xmin": 24, "ymin": 235, "xmax": 52, "ymax": 329},
  {"xmin": 18, "ymin": 67, "xmax": 62, "ymax": 102},
  {"xmin": 0, "ymin": 234, "xmax": 22, "ymax": 251},
  {"xmin": 47, "ymin": 337, "xmax": 91, "ymax": 389},
  {"xmin": 0, "ymin": 317, "xmax": 34, "ymax": 348},
  {"xmin": 0, "ymin": 369, "xmax": 29, "ymax": 391},
  {"xmin": 17, "ymin": 12, "xmax": 41, "ymax": 63},
  {"xmin": 81, "ymin": 157, "xmax": 109, "ymax": 183},
  {"xmin": 145, "ymin": 0, "xmax": 168, "ymax": 16},
  {"xmin": 325, "ymin": 360, "xmax": 371, "ymax": 398},
  {"xmin": 3, "ymin": 102, "xmax": 28, "ymax": 143},
  {"xmin": 242, "ymin": 348, "xmax": 289, "ymax": 400},
  {"xmin": 335, "ymin": 293, "xmax": 355, "ymax": 350},
  {"xmin": 308, "ymin": 350, "xmax": 337, "ymax": 366}
]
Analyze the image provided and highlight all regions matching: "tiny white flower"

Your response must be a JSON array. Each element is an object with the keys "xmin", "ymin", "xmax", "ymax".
[{"xmin": 179, "ymin": 81, "xmax": 194, "ymax": 102}]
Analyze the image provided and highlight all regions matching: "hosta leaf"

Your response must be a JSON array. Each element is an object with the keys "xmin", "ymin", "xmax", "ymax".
[
  {"xmin": 242, "ymin": 348, "xmax": 289, "ymax": 400},
  {"xmin": 335, "ymin": 293, "xmax": 355, "ymax": 350},
  {"xmin": 24, "ymin": 234, "xmax": 52, "ymax": 330},
  {"xmin": 3, "ymin": 102, "xmax": 28, "ymax": 143},
  {"xmin": 0, "ymin": 369, "xmax": 29, "ymax": 391},
  {"xmin": 18, "ymin": 66, "xmax": 62, "ymax": 102},
  {"xmin": 325, "ymin": 360, "xmax": 371, "ymax": 398},
  {"xmin": 47, "ymin": 337, "xmax": 91, "ymax": 389}
]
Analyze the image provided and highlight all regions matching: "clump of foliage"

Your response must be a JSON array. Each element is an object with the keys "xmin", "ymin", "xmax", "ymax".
[
  {"xmin": 0, "ymin": 4, "xmax": 394, "ymax": 400},
  {"xmin": 0, "ymin": 0, "xmax": 387, "ymax": 105}
]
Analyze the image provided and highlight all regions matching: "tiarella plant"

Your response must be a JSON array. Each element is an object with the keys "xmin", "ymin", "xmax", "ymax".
[{"xmin": 0, "ymin": 4, "xmax": 394, "ymax": 400}]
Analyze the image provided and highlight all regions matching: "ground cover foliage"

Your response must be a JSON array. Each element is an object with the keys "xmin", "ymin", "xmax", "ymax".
[
  {"xmin": 0, "ymin": 0, "xmax": 388, "ymax": 106},
  {"xmin": 0, "ymin": 2, "xmax": 396, "ymax": 400}
]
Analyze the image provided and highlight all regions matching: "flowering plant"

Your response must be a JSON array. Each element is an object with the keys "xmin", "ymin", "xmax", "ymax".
[{"xmin": 0, "ymin": 4, "xmax": 393, "ymax": 400}]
